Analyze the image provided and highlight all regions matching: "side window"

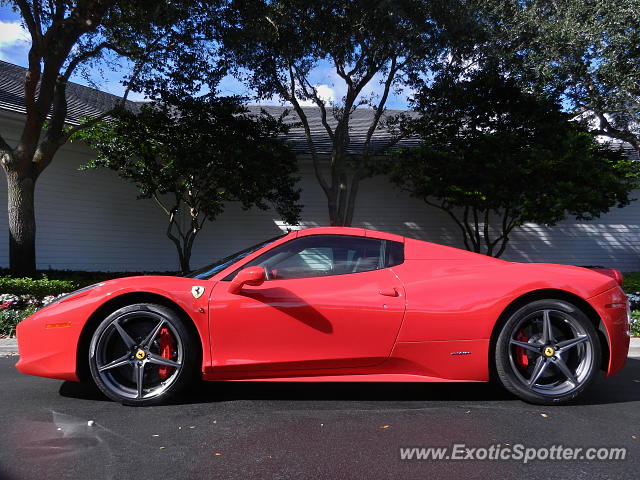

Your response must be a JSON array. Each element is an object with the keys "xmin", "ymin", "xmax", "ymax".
[
  {"xmin": 385, "ymin": 240, "xmax": 404, "ymax": 268},
  {"xmin": 225, "ymin": 235, "xmax": 390, "ymax": 280}
]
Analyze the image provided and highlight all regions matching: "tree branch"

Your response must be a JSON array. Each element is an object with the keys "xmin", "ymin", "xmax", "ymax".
[
  {"xmin": 472, "ymin": 206, "xmax": 481, "ymax": 250},
  {"xmin": 425, "ymin": 198, "xmax": 471, "ymax": 251},
  {"xmin": 15, "ymin": 0, "xmax": 40, "ymax": 42},
  {"xmin": 279, "ymin": 61, "xmax": 331, "ymax": 197},
  {"xmin": 63, "ymin": 41, "xmax": 110, "ymax": 80},
  {"xmin": 462, "ymin": 206, "xmax": 481, "ymax": 252},
  {"xmin": 361, "ymin": 56, "xmax": 400, "ymax": 159},
  {"xmin": 295, "ymin": 68, "xmax": 335, "ymax": 142},
  {"xmin": 591, "ymin": 112, "xmax": 639, "ymax": 151},
  {"xmin": 61, "ymin": 55, "xmax": 145, "ymax": 143},
  {"xmin": 483, "ymin": 208, "xmax": 491, "ymax": 255},
  {"xmin": 153, "ymin": 193, "xmax": 172, "ymax": 217},
  {"xmin": 332, "ymin": 54, "xmax": 354, "ymax": 90}
]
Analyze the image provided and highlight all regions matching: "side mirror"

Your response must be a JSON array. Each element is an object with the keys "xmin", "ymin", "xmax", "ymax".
[{"xmin": 228, "ymin": 266, "xmax": 266, "ymax": 294}]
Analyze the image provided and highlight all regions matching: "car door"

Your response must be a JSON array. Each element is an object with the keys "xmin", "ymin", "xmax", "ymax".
[{"xmin": 208, "ymin": 234, "xmax": 406, "ymax": 374}]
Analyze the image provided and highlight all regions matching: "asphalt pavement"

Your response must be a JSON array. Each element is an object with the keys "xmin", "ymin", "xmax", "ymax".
[{"xmin": 1, "ymin": 350, "xmax": 639, "ymax": 480}]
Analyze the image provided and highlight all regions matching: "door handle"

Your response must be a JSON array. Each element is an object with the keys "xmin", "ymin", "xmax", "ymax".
[{"xmin": 379, "ymin": 287, "xmax": 399, "ymax": 297}]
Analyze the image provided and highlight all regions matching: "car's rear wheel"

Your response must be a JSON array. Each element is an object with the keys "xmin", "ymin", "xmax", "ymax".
[
  {"xmin": 495, "ymin": 299, "xmax": 601, "ymax": 405},
  {"xmin": 88, "ymin": 303, "xmax": 197, "ymax": 406}
]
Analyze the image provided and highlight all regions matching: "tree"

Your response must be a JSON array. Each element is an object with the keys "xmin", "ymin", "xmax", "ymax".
[
  {"xmin": 76, "ymin": 95, "xmax": 301, "ymax": 274},
  {"xmin": 389, "ymin": 69, "xmax": 639, "ymax": 257},
  {"xmin": 0, "ymin": 0, "xmax": 221, "ymax": 275},
  {"xmin": 454, "ymin": 0, "xmax": 640, "ymax": 154},
  {"xmin": 218, "ymin": 0, "xmax": 442, "ymax": 226},
  {"xmin": 516, "ymin": 0, "xmax": 640, "ymax": 153}
]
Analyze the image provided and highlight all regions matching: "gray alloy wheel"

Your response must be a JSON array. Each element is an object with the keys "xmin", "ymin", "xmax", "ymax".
[
  {"xmin": 89, "ymin": 303, "xmax": 197, "ymax": 406},
  {"xmin": 495, "ymin": 299, "xmax": 601, "ymax": 405}
]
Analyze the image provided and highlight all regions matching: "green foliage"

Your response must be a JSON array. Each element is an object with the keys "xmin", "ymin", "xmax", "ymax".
[
  {"xmin": 460, "ymin": 0, "xmax": 640, "ymax": 152},
  {"xmin": 217, "ymin": 0, "xmax": 441, "ymax": 226},
  {"xmin": 517, "ymin": 0, "xmax": 640, "ymax": 150},
  {"xmin": 0, "ymin": 305, "xmax": 38, "ymax": 337},
  {"xmin": 389, "ymin": 69, "xmax": 640, "ymax": 257},
  {"xmin": 631, "ymin": 311, "xmax": 640, "ymax": 337},
  {"xmin": 624, "ymin": 272, "xmax": 640, "ymax": 294},
  {"xmin": 76, "ymin": 95, "xmax": 301, "ymax": 274},
  {"xmin": 0, "ymin": 269, "xmax": 176, "ymax": 288},
  {"xmin": 0, "ymin": 276, "xmax": 78, "ymax": 297}
]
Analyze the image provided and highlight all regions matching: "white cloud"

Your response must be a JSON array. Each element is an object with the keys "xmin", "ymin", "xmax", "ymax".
[
  {"xmin": 0, "ymin": 21, "xmax": 30, "ymax": 61},
  {"xmin": 0, "ymin": 21, "xmax": 29, "ymax": 47},
  {"xmin": 314, "ymin": 84, "xmax": 335, "ymax": 102},
  {"xmin": 298, "ymin": 83, "xmax": 335, "ymax": 106}
]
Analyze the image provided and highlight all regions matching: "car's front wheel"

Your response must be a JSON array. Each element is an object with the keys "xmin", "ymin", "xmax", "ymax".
[
  {"xmin": 89, "ymin": 303, "xmax": 197, "ymax": 406},
  {"xmin": 495, "ymin": 299, "xmax": 601, "ymax": 405}
]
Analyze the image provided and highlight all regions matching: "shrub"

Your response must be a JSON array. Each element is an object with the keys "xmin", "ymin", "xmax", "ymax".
[
  {"xmin": 0, "ymin": 276, "xmax": 78, "ymax": 297},
  {"xmin": 631, "ymin": 311, "xmax": 640, "ymax": 337},
  {"xmin": 624, "ymin": 272, "xmax": 640, "ymax": 295},
  {"xmin": 0, "ymin": 305, "xmax": 39, "ymax": 337}
]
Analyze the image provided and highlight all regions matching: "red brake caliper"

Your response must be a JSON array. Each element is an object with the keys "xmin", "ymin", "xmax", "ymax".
[
  {"xmin": 515, "ymin": 330, "xmax": 529, "ymax": 368},
  {"xmin": 158, "ymin": 327, "xmax": 176, "ymax": 380}
]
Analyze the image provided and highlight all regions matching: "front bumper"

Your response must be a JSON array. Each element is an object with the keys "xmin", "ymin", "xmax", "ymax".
[{"xmin": 14, "ymin": 300, "xmax": 88, "ymax": 382}]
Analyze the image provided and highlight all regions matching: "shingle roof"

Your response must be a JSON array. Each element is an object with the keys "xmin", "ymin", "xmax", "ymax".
[
  {"xmin": 0, "ymin": 60, "xmax": 417, "ymax": 155},
  {"xmin": 246, "ymin": 105, "xmax": 419, "ymax": 154},
  {"xmin": 609, "ymin": 139, "xmax": 640, "ymax": 162},
  {"xmin": 4, "ymin": 60, "xmax": 636, "ymax": 159},
  {"xmin": 0, "ymin": 60, "xmax": 140, "ymax": 125}
]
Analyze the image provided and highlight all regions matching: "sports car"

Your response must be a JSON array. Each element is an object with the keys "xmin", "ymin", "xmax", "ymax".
[{"xmin": 15, "ymin": 227, "xmax": 630, "ymax": 406}]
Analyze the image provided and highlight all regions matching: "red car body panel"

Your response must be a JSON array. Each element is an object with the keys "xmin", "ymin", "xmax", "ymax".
[
  {"xmin": 16, "ymin": 276, "xmax": 213, "ymax": 382},
  {"xmin": 208, "ymin": 267, "xmax": 405, "ymax": 373},
  {"xmin": 15, "ymin": 227, "xmax": 630, "ymax": 386}
]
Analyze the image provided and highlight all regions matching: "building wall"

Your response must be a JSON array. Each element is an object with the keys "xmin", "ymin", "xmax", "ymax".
[{"xmin": 1, "ymin": 112, "xmax": 640, "ymax": 272}]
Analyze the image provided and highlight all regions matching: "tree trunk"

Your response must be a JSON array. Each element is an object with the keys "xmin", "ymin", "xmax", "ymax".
[
  {"xmin": 327, "ymin": 178, "xmax": 360, "ymax": 227},
  {"xmin": 178, "ymin": 248, "xmax": 191, "ymax": 276},
  {"xmin": 6, "ymin": 170, "xmax": 37, "ymax": 276},
  {"xmin": 328, "ymin": 197, "xmax": 341, "ymax": 226}
]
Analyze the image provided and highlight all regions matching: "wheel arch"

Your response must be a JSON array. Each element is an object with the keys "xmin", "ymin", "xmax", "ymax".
[
  {"xmin": 488, "ymin": 289, "xmax": 610, "ymax": 376},
  {"xmin": 76, "ymin": 292, "xmax": 203, "ymax": 382}
]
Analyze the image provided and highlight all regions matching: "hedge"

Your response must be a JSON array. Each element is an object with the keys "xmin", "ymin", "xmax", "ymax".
[{"xmin": 0, "ymin": 276, "xmax": 78, "ymax": 297}]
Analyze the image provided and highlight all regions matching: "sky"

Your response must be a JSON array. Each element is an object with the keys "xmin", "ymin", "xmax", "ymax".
[{"xmin": 0, "ymin": 5, "xmax": 412, "ymax": 110}]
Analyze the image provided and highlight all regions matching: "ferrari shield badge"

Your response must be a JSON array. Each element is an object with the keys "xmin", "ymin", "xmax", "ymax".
[{"xmin": 191, "ymin": 285, "xmax": 205, "ymax": 299}]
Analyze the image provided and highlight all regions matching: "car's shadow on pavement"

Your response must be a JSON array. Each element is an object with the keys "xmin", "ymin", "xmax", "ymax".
[{"xmin": 59, "ymin": 357, "xmax": 640, "ymax": 406}]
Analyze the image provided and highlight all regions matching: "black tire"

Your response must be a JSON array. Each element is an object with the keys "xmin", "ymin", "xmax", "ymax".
[
  {"xmin": 494, "ymin": 299, "xmax": 601, "ymax": 405},
  {"xmin": 88, "ymin": 303, "xmax": 198, "ymax": 406}
]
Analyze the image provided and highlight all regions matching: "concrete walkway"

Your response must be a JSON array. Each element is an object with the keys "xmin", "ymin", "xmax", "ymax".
[
  {"xmin": 2, "ymin": 337, "xmax": 640, "ymax": 357},
  {"xmin": 0, "ymin": 338, "xmax": 18, "ymax": 357}
]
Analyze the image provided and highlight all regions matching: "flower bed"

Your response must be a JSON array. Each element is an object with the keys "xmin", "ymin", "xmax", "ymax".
[
  {"xmin": 626, "ymin": 293, "xmax": 640, "ymax": 336},
  {"xmin": 0, "ymin": 293, "xmax": 68, "ymax": 337}
]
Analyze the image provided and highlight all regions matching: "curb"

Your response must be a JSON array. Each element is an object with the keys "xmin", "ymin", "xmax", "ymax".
[
  {"xmin": 0, "ymin": 338, "xmax": 18, "ymax": 357},
  {"xmin": 629, "ymin": 336, "xmax": 640, "ymax": 358}
]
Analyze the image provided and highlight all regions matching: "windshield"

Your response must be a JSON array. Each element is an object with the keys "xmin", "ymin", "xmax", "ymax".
[{"xmin": 187, "ymin": 234, "xmax": 287, "ymax": 279}]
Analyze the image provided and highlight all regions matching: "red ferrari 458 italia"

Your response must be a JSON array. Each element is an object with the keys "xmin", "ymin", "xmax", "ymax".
[{"xmin": 16, "ymin": 227, "xmax": 630, "ymax": 406}]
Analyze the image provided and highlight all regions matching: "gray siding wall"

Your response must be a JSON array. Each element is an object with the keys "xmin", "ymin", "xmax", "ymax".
[{"xmin": 1, "ymin": 112, "xmax": 640, "ymax": 272}]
